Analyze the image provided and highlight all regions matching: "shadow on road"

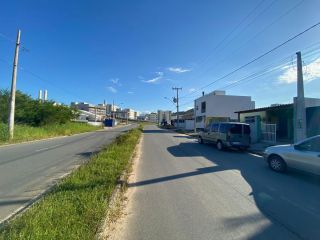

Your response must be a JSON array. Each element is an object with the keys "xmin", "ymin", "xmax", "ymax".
[
  {"xmin": 0, "ymin": 198, "xmax": 31, "ymax": 207},
  {"xmin": 143, "ymin": 129, "xmax": 168, "ymax": 134},
  {"xmin": 172, "ymin": 135, "xmax": 193, "ymax": 139},
  {"xmin": 132, "ymin": 140, "xmax": 320, "ymax": 239}
]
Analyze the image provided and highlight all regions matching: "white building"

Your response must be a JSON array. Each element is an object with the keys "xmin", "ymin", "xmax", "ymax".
[
  {"xmin": 71, "ymin": 102, "xmax": 107, "ymax": 121},
  {"xmin": 123, "ymin": 108, "xmax": 136, "ymax": 120},
  {"xmin": 194, "ymin": 90, "xmax": 255, "ymax": 130},
  {"xmin": 147, "ymin": 112, "xmax": 158, "ymax": 122},
  {"xmin": 157, "ymin": 110, "xmax": 172, "ymax": 125}
]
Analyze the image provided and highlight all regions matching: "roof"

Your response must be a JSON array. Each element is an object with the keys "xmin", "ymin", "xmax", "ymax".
[{"xmin": 235, "ymin": 103, "xmax": 293, "ymax": 114}]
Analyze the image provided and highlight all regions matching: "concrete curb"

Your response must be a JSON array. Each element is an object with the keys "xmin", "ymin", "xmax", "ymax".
[{"xmin": 0, "ymin": 170, "xmax": 77, "ymax": 228}]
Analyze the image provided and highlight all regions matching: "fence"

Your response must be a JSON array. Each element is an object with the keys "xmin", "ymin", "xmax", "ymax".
[{"xmin": 261, "ymin": 123, "xmax": 277, "ymax": 144}]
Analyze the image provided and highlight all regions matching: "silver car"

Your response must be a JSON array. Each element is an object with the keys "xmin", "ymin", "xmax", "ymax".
[{"xmin": 264, "ymin": 135, "xmax": 320, "ymax": 175}]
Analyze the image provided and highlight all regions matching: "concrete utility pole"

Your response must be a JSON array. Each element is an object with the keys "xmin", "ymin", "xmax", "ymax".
[
  {"xmin": 294, "ymin": 52, "xmax": 307, "ymax": 142},
  {"xmin": 172, "ymin": 87, "xmax": 182, "ymax": 128},
  {"xmin": 8, "ymin": 30, "xmax": 21, "ymax": 140},
  {"xmin": 112, "ymin": 100, "xmax": 115, "ymax": 119}
]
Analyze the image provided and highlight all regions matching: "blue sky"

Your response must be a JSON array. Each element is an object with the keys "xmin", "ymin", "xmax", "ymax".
[{"xmin": 1, "ymin": 0, "xmax": 320, "ymax": 113}]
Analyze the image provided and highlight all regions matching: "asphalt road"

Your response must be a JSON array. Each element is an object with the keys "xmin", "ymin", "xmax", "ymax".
[
  {"xmin": 119, "ymin": 125, "xmax": 320, "ymax": 240},
  {"xmin": 0, "ymin": 124, "xmax": 136, "ymax": 223}
]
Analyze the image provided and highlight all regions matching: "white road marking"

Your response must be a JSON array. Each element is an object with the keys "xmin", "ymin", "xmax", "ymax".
[{"xmin": 248, "ymin": 152, "xmax": 263, "ymax": 158}]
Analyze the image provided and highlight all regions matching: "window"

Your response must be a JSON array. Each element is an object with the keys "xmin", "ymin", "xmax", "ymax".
[
  {"xmin": 229, "ymin": 124, "xmax": 242, "ymax": 134},
  {"xmin": 244, "ymin": 125, "xmax": 251, "ymax": 134},
  {"xmin": 211, "ymin": 123, "xmax": 219, "ymax": 132},
  {"xmin": 298, "ymin": 137, "xmax": 320, "ymax": 152},
  {"xmin": 219, "ymin": 124, "xmax": 227, "ymax": 133},
  {"xmin": 196, "ymin": 116, "xmax": 203, "ymax": 123},
  {"xmin": 201, "ymin": 101, "xmax": 206, "ymax": 113}
]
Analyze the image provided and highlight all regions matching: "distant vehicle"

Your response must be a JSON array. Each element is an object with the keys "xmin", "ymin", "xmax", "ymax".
[
  {"xmin": 264, "ymin": 135, "xmax": 320, "ymax": 175},
  {"xmin": 198, "ymin": 122, "xmax": 251, "ymax": 150}
]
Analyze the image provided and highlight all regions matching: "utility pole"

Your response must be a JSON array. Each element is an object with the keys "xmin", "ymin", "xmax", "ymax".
[
  {"xmin": 8, "ymin": 30, "xmax": 21, "ymax": 140},
  {"xmin": 294, "ymin": 51, "xmax": 307, "ymax": 142},
  {"xmin": 172, "ymin": 87, "xmax": 182, "ymax": 128},
  {"xmin": 112, "ymin": 100, "xmax": 115, "ymax": 119}
]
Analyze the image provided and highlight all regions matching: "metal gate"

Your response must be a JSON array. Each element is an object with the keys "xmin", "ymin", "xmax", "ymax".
[{"xmin": 261, "ymin": 123, "xmax": 277, "ymax": 144}]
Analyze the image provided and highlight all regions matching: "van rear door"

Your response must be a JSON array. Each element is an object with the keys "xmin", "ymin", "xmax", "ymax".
[{"xmin": 227, "ymin": 124, "xmax": 250, "ymax": 146}]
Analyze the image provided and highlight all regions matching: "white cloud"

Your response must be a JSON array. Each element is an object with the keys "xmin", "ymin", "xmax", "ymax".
[
  {"xmin": 110, "ymin": 78, "xmax": 119, "ymax": 84},
  {"xmin": 142, "ymin": 72, "xmax": 164, "ymax": 84},
  {"xmin": 168, "ymin": 67, "xmax": 191, "ymax": 73},
  {"xmin": 107, "ymin": 86, "xmax": 117, "ymax": 93},
  {"xmin": 278, "ymin": 58, "xmax": 320, "ymax": 84},
  {"xmin": 188, "ymin": 88, "xmax": 196, "ymax": 92}
]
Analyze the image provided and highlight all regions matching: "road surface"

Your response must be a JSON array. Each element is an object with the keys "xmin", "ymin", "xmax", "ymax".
[
  {"xmin": 119, "ymin": 125, "xmax": 320, "ymax": 240},
  {"xmin": 0, "ymin": 124, "xmax": 136, "ymax": 223}
]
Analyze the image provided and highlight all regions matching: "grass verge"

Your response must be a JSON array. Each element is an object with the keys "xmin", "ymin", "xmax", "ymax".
[
  {"xmin": 0, "ymin": 126, "xmax": 142, "ymax": 240},
  {"xmin": 0, "ymin": 122, "xmax": 102, "ymax": 145}
]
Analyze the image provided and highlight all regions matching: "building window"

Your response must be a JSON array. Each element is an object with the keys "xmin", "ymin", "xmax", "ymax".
[
  {"xmin": 196, "ymin": 116, "xmax": 203, "ymax": 123},
  {"xmin": 201, "ymin": 101, "xmax": 206, "ymax": 113}
]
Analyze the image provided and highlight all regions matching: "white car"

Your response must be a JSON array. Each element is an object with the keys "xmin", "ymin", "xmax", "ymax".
[{"xmin": 263, "ymin": 135, "xmax": 320, "ymax": 175}]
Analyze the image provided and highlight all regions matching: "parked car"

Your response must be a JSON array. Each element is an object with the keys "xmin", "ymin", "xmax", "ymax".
[
  {"xmin": 198, "ymin": 122, "xmax": 251, "ymax": 150},
  {"xmin": 264, "ymin": 135, "xmax": 320, "ymax": 175}
]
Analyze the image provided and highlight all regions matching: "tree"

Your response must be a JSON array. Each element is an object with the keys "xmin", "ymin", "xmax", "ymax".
[{"xmin": 0, "ymin": 89, "xmax": 78, "ymax": 126}]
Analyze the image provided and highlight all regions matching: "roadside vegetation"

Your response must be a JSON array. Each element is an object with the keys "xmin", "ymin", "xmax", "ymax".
[
  {"xmin": 0, "ymin": 122, "xmax": 101, "ymax": 145},
  {"xmin": 0, "ymin": 89, "xmax": 101, "ymax": 144},
  {"xmin": 0, "ymin": 126, "xmax": 142, "ymax": 240}
]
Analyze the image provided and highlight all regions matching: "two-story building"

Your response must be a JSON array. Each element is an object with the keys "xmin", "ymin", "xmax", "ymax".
[{"xmin": 194, "ymin": 90, "xmax": 255, "ymax": 130}]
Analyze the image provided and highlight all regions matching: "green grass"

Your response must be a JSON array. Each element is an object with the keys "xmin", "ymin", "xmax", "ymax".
[
  {"xmin": 0, "ymin": 122, "xmax": 102, "ymax": 145},
  {"xmin": 0, "ymin": 126, "xmax": 142, "ymax": 240}
]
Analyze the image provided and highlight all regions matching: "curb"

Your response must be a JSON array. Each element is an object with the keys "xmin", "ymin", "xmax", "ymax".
[{"xmin": 0, "ymin": 170, "xmax": 76, "ymax": 228}]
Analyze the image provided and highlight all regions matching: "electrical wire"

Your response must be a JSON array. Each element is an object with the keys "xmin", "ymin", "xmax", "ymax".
[
  {"xmin": 178, "ymin": 45, "xmax": 320, "ymax": 108},
  {"xmin": 180, "ymin": 21, "xmax": 320, "ymax": 99}
]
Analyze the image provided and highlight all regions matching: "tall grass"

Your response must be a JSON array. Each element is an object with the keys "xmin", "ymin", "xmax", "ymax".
[
  {"xmin": 0, "ymin": 127, "xmax": 142, "ymax": 240},
  {"xmin": 0, "ymin": 122, "xmax": 102, "ymax": 145}
]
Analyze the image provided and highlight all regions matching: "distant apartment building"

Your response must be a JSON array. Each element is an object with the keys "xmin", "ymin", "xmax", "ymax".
[
  {"xmin": 106, "ymin": 104, "xmax": 119, "ymax": 114},
  {"xmin": 194, "ymin": 90, "xmax": 255, "ymax": 130},
  {"xmin": 122, "ymin": 108, "xmax": 135, "ymax": 120},
  {"xmin": 157, "ymin": 110, "xmax": 172, "ymax": 125},
  {"xmin": 71, "ymin": 102, "xmax": 107, "ymax": 121},
  {"xmin": 146, "ymin": 112, "xmax": 158, "ymax": 122}
]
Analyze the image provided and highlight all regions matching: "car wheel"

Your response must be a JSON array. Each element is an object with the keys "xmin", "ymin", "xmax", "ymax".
[
  {"xmin": 198, "ymin": 136, "xmax": 204, "ymax": 144},
  {"xmin": 268, "ymin": 155, "xmax": 287, "ymax": 172},
  {"xmin": 216, "ymin": 141, "xmax": 223, "ymax": 151}
]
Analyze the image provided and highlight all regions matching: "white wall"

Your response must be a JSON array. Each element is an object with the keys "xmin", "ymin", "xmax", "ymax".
[
  {"xmin": 195, "ymin": 92, "xmax": 255, "ymax": 128},
  {"xmin": 185, "ymin": 120, "xmax": 194, "ymax": 130}
]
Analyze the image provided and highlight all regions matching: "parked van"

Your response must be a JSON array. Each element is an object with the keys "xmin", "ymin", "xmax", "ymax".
[{"xmin": 198, "ymin": 122, "xmax": 251, "ymax": 150}]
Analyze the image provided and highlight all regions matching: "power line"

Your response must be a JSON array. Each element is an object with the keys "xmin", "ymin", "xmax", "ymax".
[
  {"xmin": 180, "ymin": 21, "xmax": 320, "ymax": 99},
  {"xmin": 0, "ymin": 56, "xmax": 85, "ymax": 102},
  {"xmin": 194, "ymin": 0, "xmax": 306, "ymax": 81},
  {"xmin": 179, "ymin": 45, "xmax": 320, "ymax": 108},
  {"xmin": 0, "ymin": 32, "xmax": 29, "ymax": 52},
  {"xmin": 195, "ymin": 0, "xmax": 266, "ymax": 69}
]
